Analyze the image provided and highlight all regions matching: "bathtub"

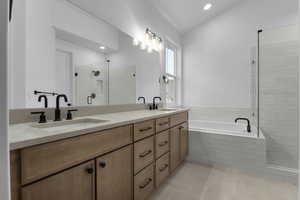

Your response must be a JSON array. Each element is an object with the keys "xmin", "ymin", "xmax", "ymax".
[
  {"xmin": 188, "ymin": 120, "xmax": 266, "ymax": 174},
  {"xmin": 189, "ymin": 120, "xmax": 263, "ymax": 138}
]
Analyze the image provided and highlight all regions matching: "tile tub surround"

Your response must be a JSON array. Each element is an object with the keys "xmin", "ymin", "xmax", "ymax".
[
  {"xmin": 149, "ymin": 162, "xmax": 297, "ymax": 200},
  {"xmin": 188, "ymin": 130, "xmax": 298, "ymax": 184},
  {"xmin": 189, "ymin": 107, "xmax": 252, "ymax": 123},
  {"xmin": 9, "ymin": 108, "xmax": 189, "ymax": 150},
  {"xmin": 188, "ymin": 130, "xmax": 266, "ymax": 172}
]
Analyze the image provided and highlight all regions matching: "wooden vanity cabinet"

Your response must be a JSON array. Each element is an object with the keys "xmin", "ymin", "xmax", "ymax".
[
  {"xmin": 170, "ymin": 121, "xmax": 189, "ymax": 172},
  {"xmin": 10, "ymin": 111, "xmax": 189, "ymax": 200},
  {"xmin": 96, "ymin": 145, "xmax": 133, "ymax": 200},
  {"xmin": 21, "ymin": 125, "xmax": 132, "ymax": 185},
  {"xmin": 170, "ymin": 125, "xmax": 181, "ymax": 172},
  {"xmin": 180, "ymin": 122, "xmax": 189, "ymax": 160},
  {"xmin": 134, "ymin": 164, "xmax": 155, "ymax": 200},
  {"xmin": 22, "ymin": 161, "xmax": 95, "ymax": 200}
]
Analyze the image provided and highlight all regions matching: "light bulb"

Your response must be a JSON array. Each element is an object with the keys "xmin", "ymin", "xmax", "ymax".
[
  {"xmin": 140, "ymin": 42, "xmax": 146, "ymax": 50},
  {"xmin": 133, "ymin": 38, "xmax": 139, "ymax": 46},
  {"xmin": 158, "ymin": 42, "xmax": 163, "ymax": 51},
  {"xmin": 203, "ymin": 3, "xmax": 212, "ymax": 11},
  {"xmin": 147, "ymin": 46, "xmax": 153, "ymax": 53},
  {"xmin": 145, "ymin": 32, "xmax": 150, "ymax": 41}
]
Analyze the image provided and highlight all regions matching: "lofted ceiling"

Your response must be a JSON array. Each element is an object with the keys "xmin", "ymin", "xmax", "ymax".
[{"xmin": 149, "ymin": 0, "xmax": 244, "ymax": 34}]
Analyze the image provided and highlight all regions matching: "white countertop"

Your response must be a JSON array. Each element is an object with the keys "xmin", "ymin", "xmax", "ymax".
[{"xmin": 9, "ymin": 108, "xmax": 189, "ymax": 150}]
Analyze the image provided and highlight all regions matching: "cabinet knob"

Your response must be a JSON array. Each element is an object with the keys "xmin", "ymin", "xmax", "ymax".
[
  {"xmin": 99, "ymin": 162, "xmax": 106, "ymax": 168},
  {"xmin": 86, "ymin": 168, "xmax": 94, "ymax": 174}
]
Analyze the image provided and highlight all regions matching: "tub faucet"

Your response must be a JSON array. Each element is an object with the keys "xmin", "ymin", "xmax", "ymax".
[{"xmin": 235, "ymin": 118, "xmax": 251, "ymax": 133}]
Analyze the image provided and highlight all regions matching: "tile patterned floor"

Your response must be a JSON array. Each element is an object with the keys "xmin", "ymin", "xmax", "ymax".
[{"xmin": 149, "ymin": 162, "xmax": 297, "ymax": 200}]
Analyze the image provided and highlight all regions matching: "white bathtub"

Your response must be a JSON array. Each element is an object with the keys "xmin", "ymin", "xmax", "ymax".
[{"xmin": 189, "ymin": 120, "xmax": 264, "ymax": 138}]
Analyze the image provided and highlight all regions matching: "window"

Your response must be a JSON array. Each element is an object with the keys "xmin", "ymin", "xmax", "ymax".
[
  {"xmin": 164, "ymin": 43, "xmax": 177, "ymax": 105},
  {"xmin": 166, "ymin": 47, "xmax": 176, "ymax": 76}
]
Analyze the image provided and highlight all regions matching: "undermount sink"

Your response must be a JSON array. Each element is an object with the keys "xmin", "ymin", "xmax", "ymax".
[
  {"xmin": 159, "ymin": 108, "xmax": 178, "ymax": 112},
  {"xmin": 31, "ymin": 118, "xmax": 109, "ymax": 132}
]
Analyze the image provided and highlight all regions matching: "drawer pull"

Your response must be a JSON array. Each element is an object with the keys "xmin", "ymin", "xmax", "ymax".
[
  {"xmin": 139, "ymin": 150, "xmax": 152, "ymax": 158},
  {"xmin": 159, "ymin": 164, "xmax": 169, "ymax": 172},
  {"xmin": 158, "ymin": 122, "xmax": 169, "ymax": 126},
  {"xmin": 139, "ymin": 178, "xmax": 152, "ymax": 189},
  {"xmin": 158, "ymin": 141, "xmax": 168, "ymax": 147},
  {"xmin": 139, "ymin": 127, "xmax": 153, "ymax": 132},
  {"xmin": 86, "ymin": 168, "xmax": 94, "ymax": 174}
]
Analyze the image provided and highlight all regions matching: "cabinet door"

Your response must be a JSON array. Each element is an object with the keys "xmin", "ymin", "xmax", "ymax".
[
  {"xmin": 97, "ymin": 145, "xmax": 133, "ymax": 200},
  {"xmin": 180, "ymin": 123, "xmax": 189, "ymax": 161},
  {"xmin": 22, "ymin": 161, "xmax": 95, "ymax": 200},
  {"xmin": 170, "ymin": 126, "xmax": 181, "ymax": 172}
]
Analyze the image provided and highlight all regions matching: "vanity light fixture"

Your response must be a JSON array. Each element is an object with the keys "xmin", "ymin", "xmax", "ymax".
[
  {"xmin": 133, "ymin": 28, "xmax": 163, "ymax": 53},
  {"xmin": 203, "ymin": 3, "xmax": 212, "ymax": 11}
]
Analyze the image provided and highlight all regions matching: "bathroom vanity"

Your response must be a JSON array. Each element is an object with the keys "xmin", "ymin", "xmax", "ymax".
[{"xmin": 9, "ymin": 109, "xmax": 189, "ymax": 200}]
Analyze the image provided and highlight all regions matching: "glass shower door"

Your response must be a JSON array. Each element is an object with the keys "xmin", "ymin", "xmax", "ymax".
[{"xmin": 258, "ymin": 25, "xmax": 299, "ymax": 169}]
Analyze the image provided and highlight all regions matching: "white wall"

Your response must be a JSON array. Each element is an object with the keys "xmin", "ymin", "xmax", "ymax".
[
  {"xmin": 68, "ymin": 0, "xmax": 181, "ymax": 46},
  {"xmin": 9, "ymin": 0, "xmax": 26, "ymax": 108},
  {"xmin": 183, "ymin": 0, "xmax": 299, "ymax": 172},
  {"xmin": 108, "ymin": 32, "xmax": 161, "ymax": 104},
  {"xmin": 183, "ymin": 0, "xmax": 298, "ymax": 109},
  {"xmin": 25, "ymin": 0, "xmax": 56, "ymax": 108},
  {"xmin": 298, "ymin": 0, "xmax": 300, "ymax": 195},
  {"xmin": 0, "ymin": 0, "xmax": 10, "ymax": 199},
  {"xmin": 54, "ymin": 0, "xmax": 119, "ymax": 50}
]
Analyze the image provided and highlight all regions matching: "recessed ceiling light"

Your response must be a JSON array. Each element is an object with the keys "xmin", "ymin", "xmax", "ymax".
[
  {"xmin": 99, "ymin": 46, "xmax": 106, "ymax": 50},
  {"xmin": 203, "ymin": 3, "xmax": 212, "ymax": 11}
]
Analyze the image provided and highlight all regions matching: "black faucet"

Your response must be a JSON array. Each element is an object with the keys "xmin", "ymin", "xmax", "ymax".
[
  {"xmin": 54, "ymin": 94, "xmax": 68, "ymax": 121},
  {"xmin": 38, "ymin": 95, "xmax": 48, "ymax": 108},
  {"xmin": 31, "ymin": 111, "xmax": 47, "ymax": 123},
  {"xmin": 138, "ymin": 97, "xmax": 146, "ymax": 104},
  {"xmin": 235, "ymin": 118, "xmax": 251, "ymax": 133},
  {"xmin": 151, "ymin": 97, "xmax": 162, "ymax": 110}
]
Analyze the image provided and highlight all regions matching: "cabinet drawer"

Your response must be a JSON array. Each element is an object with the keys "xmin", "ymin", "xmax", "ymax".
[
  {"xmin": 134, "ymin": 136, "xmax": 154, "ymax": 174},
  {"xmin": 134, "ymin": 120, "xmax": 155, "ymax": 141},
  {"xmin": 134, "ymin": 164, "xmax": 154, "ymax": 200},
  {"xmin": 155, "ymin": 130, "xmax": 169, "ymax": 159},
  {"xmin": 155, "ymin": 153, "xmax": 170, "ymax": 187},
  {"xmin": 170, "ymin": 112, "xmax": 188, "ymax": 127},
  {"xmin": 156, "ymin": 117, "xmax": 170, "ymax": 133},
  {"xmin": 21, "ymin": 125, "xmax": 132, "ymax": 185}
]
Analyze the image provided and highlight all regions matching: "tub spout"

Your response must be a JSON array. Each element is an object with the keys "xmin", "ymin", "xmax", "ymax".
[{"xmin": 235, "ymin": 118, "xmax": 251, "ymax": 133}]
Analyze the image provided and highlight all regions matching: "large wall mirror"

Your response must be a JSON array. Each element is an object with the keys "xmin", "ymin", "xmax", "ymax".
[{"xmin": 9, "ymin": 0, "xmax": 162, "ymax": 109}]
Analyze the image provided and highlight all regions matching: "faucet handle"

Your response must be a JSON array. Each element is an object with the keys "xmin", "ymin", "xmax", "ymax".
[
  {"xmin": 66, "ymin": 109, "xmax": 78, "ymax": 120},
  {"xmin": 31, "ymin": 111, "xmax": 47, "ymax": 123}
]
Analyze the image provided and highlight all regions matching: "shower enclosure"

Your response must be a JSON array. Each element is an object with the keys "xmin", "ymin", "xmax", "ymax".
[{"xmin": 257, "ymin": 24, "xmax": 299, "ymax": 173}]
